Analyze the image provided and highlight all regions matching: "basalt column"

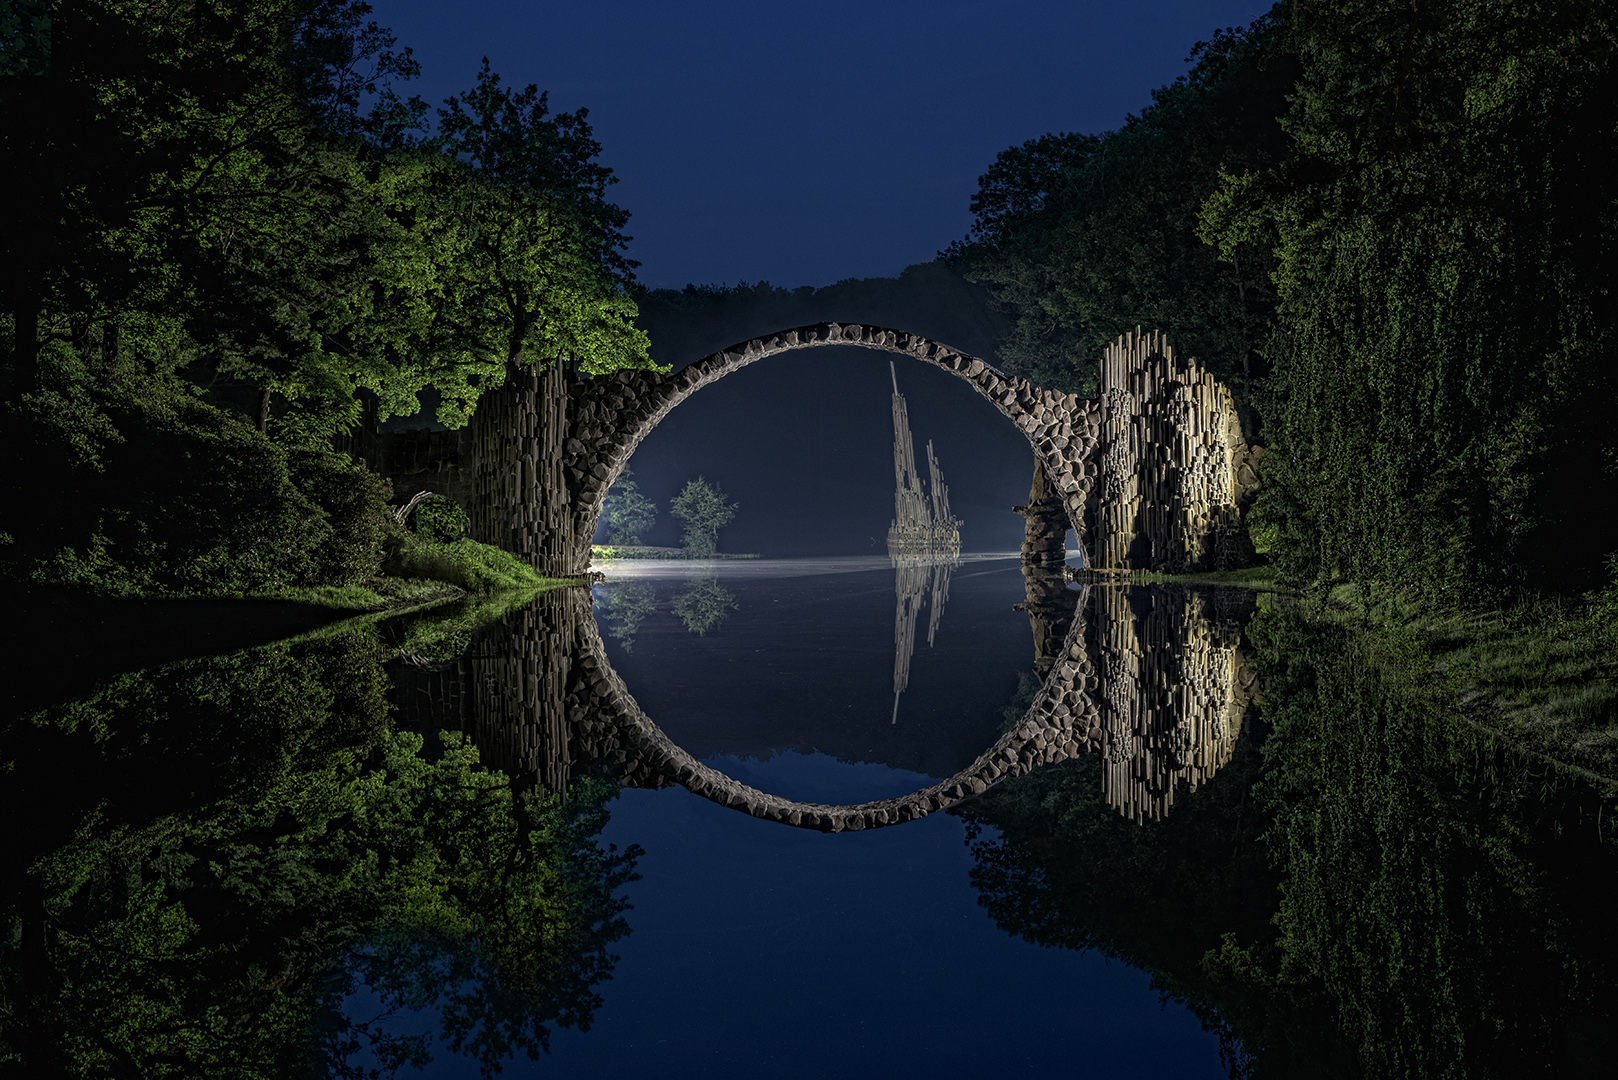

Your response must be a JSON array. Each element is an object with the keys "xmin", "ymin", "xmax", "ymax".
[
  {"xmin": 1093, "ymin": 329, "xmax": 1255, "ymax": 573},
  {"xmin": 467, "ymin": 360, "xmax": 572, "ymax": 574}
]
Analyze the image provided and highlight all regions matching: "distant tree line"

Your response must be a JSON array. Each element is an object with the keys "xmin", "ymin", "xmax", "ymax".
[
  {"xmin": 0, "ymin": 0, "xmax": 654, "ymax": 594},
  {"xmin": 949, "ymin": 1, "xmax": 1618, "ymax": 597}
]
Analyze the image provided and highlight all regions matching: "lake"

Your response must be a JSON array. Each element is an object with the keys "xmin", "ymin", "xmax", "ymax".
[{"xmin": 6, "ymin": 556, "xmax": 1614, "ymax": 1077}]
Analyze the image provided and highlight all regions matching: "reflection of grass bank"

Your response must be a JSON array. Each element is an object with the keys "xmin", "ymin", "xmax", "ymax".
[
  {"xmin": 1316, "ymin": 583, "xmax": 1618, "ymax": 782},
  {"xmin": 1081, "ymin": 564, "xmax": 1283, "ymax": 589},
  {"xmin": 382, "ymin": 585, "xmax": 571, "ymax": 664},
  {"xmin": 591, "ymin": 544, "xmax": 758, "ymax": 561}
]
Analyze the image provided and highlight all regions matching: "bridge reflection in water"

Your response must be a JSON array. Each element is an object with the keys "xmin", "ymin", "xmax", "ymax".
[{"xmin": 390, "ymin": 574, "xmax": 1256, "ymax": 827}]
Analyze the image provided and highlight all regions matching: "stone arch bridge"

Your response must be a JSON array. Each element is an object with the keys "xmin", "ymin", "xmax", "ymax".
[{"xmin": 379, "ymin": 324, "xmax": 1262, "ymax": 576}]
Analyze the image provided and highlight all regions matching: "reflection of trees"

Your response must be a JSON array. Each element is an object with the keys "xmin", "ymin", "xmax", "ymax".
[
  {"xmin": 670, "ymin": 569, "xmax": 738, "ymax": 636},
  {"xmin": 0, "ymin": 624, "xmax": 637, "ymax": 1077},
  {"xmin": 600, "ymin": 579, "xmax": 657, "ymax": 652},
  {"xmin": 962, "ymin": 599, "xmax": 1618, "ymax": 1078}
]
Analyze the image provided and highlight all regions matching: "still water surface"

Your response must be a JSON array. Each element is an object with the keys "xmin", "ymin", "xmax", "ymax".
[{"xmin": 8, "ymin": 556, "xmax": 1615, "ymax": 1077}]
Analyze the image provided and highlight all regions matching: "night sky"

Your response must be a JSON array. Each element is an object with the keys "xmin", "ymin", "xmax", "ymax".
[
  {"xmin": 369, "ymin": 0, "xmax": 1275, "ymax": 287},
  {"xmin": 369, "ymin": 0, "xmax": 1276, "ymax": 554}
]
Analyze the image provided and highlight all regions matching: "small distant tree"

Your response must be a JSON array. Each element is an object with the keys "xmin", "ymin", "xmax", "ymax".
[
  {"xmin": 603, "ymin": 470, "xmax": 657, "ymax": 546},
  {"xmin": 669, "ymin": 477, "xmax": 737, "ymax": 555}
]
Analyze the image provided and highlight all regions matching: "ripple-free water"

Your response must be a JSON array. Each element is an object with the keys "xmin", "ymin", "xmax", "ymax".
[{"xmin": 529, "ymin": 557, "xmax": 1225, "ymax": 1077}]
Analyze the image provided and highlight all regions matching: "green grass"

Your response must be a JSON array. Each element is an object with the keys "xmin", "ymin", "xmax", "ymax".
[
  {"xmin": 257, "ymin": 579, "xmax": 464, "ymax": 611},
  {"xmin": 591, "ymin": 545, "xmax": 760, "ymax": 561},
  {"xmin": 386, "ymin": 533, "xmax": 574, "ymax": 594}
]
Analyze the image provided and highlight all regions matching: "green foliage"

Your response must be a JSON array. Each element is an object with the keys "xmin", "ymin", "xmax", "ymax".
[
  {"xmin": 1, "ymin": 0, "xmax": 652, "ymax": 444},
  {"xmin": 669, "ymin": 571, "xmax": 737, "ymax": 636},
  {"xmin": 1, "ymin": 629, "xmax": 639, "ymax": 1077},
  {"xmin": 948, "ymin": 12, "xmax": 1295, "ymax": 398},
  {"xmin": 963, "ymin": 597, "xmax": 1618, "ymax": 1077},
  {"xmin": 1202, "ymin": 0, "xmax": 1618, "ymax": 595},
  {"xmin": 603, "ymin": 470, "xmax": 657, "ymax": 546},
  {"xmin": 669, "ymin": 476, "xmax": 737, "ymax": 555},
  {"xmin": 1244, "ymin": 599, "xmax": 1618, "ymax": 1077},
  {"xmin": 3, "ymin": 361, "xmax": 385, "ymax": 595},
  {"xmin": 599, "ymin": 579, "xmax": 657, "ymax": 653},
  {"xmin": 378, "ymin": 504, "xmax": 555, "ymax": 594},
  {"xmin": 413, "ymin": 495, "xmax": 470, "ymax": 543}
]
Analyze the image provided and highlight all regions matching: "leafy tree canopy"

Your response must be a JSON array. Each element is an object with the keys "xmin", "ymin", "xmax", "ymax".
[{"xmin": 670, "ymin": 477, "xmax": 738, "ymax": 555}]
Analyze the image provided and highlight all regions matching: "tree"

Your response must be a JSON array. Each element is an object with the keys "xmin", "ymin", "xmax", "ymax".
[
  {"xmin": 1200, "ymin": 0, "xmax": 1618, "ymax": 593},
  {"xmin": 669, "ymin": 477, "xmax": 737, "ymax": 555},
  {"xmin": 947, "ymin": 13, "xmax": 1295, "ymax": 400},
  {"xmin": 603, "ymin": 470, "xmax": 657, "ymax": 546}
]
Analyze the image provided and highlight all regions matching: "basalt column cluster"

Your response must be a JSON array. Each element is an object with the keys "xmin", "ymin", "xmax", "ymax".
[
  {"xmin": 1092, "ymin": 329, "xmax": 1260, "ymax": 572},
  {"xmin": 886, "ymin": 362, "xmax": 961, "ymax": 557}
]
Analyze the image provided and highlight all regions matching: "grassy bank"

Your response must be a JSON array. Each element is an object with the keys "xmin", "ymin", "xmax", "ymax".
[
  {"xmin": 591, "ymin": 545, "xmax": 760, "ymax": 561},
  {"xmin": 199, "ymin": 533, "xmax": 577, "ymax": 613}
]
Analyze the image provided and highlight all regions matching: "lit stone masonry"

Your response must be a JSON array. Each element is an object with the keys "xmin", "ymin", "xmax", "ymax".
[
  {"xmin": 1091, "ymin": 584, "xmax": 1259, "ymax": 823},
  {"xmin": 375, "ymin": 323, "xmax": 1258, "ymax": 576},
  {"xmin": 558, "ymin": 323, "xmax": 1110, "ymax": 576},
  {"xmin": 1093, "ymin": 328, "xmax": 1263, "ymax": 572},
  {"xmin": 388, "ymin": 578, "xmax": 1257, "ymax": 831}
]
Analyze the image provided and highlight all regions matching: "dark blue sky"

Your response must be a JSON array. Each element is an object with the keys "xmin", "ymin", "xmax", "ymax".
[{"xmin": 368, "ymin": 0, "xmax": 1277, "ymax": 289}]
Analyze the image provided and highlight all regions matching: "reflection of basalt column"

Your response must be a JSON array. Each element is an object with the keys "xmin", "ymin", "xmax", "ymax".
[
  {"xmin": 1093, "ymin": 329, "xmax": 1255, "ymax": 572},
  {"xmin": 388, "ymin": 589, "xmax": 587, "ymax": 793},
  {"xmin": 890, "ymin": 550, "xmax": 958, "ymax": 722},
  {"xmin": 1092, "ymin": 585, "xmax": 1253, "ymax": 822},
  {"xmin": 458, "ymin": 587, "xmax": 583, "ymax": 794}
]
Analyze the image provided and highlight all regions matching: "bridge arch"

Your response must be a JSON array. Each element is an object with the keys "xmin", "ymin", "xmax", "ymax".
[
  {"xmin": 562, "ymin": 579, "xmax": 1104, "ymax": 830},
  {"xmin": 560, "ymin": 323, "xmax": 1103, "ymax": 573}
]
